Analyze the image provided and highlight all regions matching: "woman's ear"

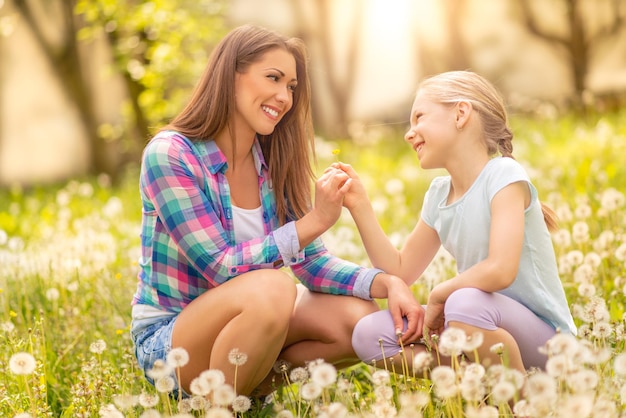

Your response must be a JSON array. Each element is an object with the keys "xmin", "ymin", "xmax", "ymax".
[{"xmin": 455, "ymin": 101, "xmax": 472, "ymax": 130}]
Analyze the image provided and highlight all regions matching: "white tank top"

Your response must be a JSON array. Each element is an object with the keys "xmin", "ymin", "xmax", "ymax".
[{"xmin": 232, "ymin": 205, "xmax": 264, "ymax": 243}]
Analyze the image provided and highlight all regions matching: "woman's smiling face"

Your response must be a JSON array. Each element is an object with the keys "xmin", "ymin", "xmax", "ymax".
[{"xmin": 233, "ymin": 47, "xmax": 298, "ymax": 137}]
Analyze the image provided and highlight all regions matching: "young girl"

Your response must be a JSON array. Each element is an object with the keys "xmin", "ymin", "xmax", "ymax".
[
  {"xmin": 338, "ymin": 71, "xmax": 576, "ymax": 372},
  {"xmin": 130, "ymin": 24, "xmax": 420, "ymax": 398}
]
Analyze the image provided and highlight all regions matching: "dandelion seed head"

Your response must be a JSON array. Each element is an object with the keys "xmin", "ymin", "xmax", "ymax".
[
  {"xmin": 374, "ymin": 384, "xmax": 394, "ymax": 401},
  {"xmin": 138, "ymin": 409, "xmax": 161, "ymax": 418},
  {"xmin": 46, "ymin": 287, "xmax": 60, "ymax": 301},
  {"xmin": 213, "ymin": 383, "xmax": 235, "ymax": 406},
  {"xmin": 398, "ymin": 391, "xmax": 430, "ymax": 409},
  {"xmin": 147, "ymin": 359, "xmax": 174, "ymax": 380},
  {"xmin": 1, "ymin": 320, "xmax": 15, "ymax": 333},
  {"xmin": 166, "ymin": 347, "xmax": 190, "ymax": 368},
  {"xmin": 289, "ymin": 366, "xmax": 309, "ymax": 383},
  {"xmin": 9, "ymin": 352, "xmax": 36, "ymax": 375},
  {"xmin": 188, "ymin": 395, "xmax": 206, "ymax": 411},
  {"xmin": 275, "ymin": 410, "xmax": 295, "ymax": 418},
  {"xmin": 98, "ymin": 403, "xmax": 124, "ymax": 418},
  {"xmin": 413, "ymin": 351, "xmax": 433, "ymax": 373},
  {"xmin": 491, "ymin": 380, "xmax": 516, "ymax": 404},
  {"xmin": 227, "ymin": 347, "xmax": 248, "ymax": 366},
  {"xmin": 614, "ymin": 353, "xmax": 626, "ymax": 375},
  {"xmin": 155, "ymin": 376, "xmax": 175, "ymax": 393},
  {"xmin": 230, "ymin": 395, "xmax": 251, "ymax": 413},
  {"xmin": 138, "ymin": 392, "xmax": 159, "ymax": 408},
  {"xmin": 524, "ymin": 372, "xmax": 557, "ymax": 401},
  {"xmin": 199, "ymin": 369, "xmax": 226, "ymax": 390},
  {"xmin": 273, "ymin": 358, "xmax": 292, "ymax": 374},
  {"xmin": 545, "ymin": 354, "xmax": 570, "ymax": 378},
  {"xmin": 177, "ymin": 398, "xmax": 193, "ymax": 413},
  {"xmin": 438, "ymin": 327, "xmax": 467, "ymax": 356},
  {"xmin": 310, "ymin": 362, "xmax": 337, "ymax": 388},
  {"xmin": 112, "ymin": 394, "xmax": 139, "ymax": 410},
  {"xmin": 301, "ymin": 381, "xmax": 322, "ymax": 400},
  {"xmin": 89, "ymin": 339, "xmax": 107, "ymax": 355},
  {"xmin": 371, "ymin": 369, "xmax": 391, "ymax": 386},
  {"xmin": 204, "ymin": 406, "xmax": 233, "ymax": 418},
  {"xmin": 13, "ymin": 414, "xmax": 33, "ymax": 418},
  {"xmin": 189, "ymin": 376, "xmax": 211, "ymax": 396}
]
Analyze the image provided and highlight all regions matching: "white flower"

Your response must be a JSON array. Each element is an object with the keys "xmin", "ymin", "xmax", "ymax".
[
  {"xmin": 462, "ymin": 363, "xmax": 485, "ymax": 381},
  {"xmin": 89, "ymin": 339, "xmax": 107, "ymax": 355},
  {"xmin": 213, "ymin": 383, "xmax": 236, "ymax": 406},
  {"xmin": 155, "ymin": 376, "xmax": 175, "ymax": 393},
  {"xmin": 9, "ymin": 352, "xmax": 36, "ymax": 375},
  {"xmin": 524, "ymin": 372, "xmax": 557, "ymax": 401},
  {"xmin": 459, "ymin": 378, "xmax": 485, "ymax": 402},
  {"xmin": 139, "ymin": 409, "xmax": 161, "ymax": 418},
  {"xmin": 1, "ymin": 321, "xmax": 15, "ymax": 333},
  {"xmin": 231, "ymin": 395, "xmax": 251, "ymax": 413},
  {"xmin": 275, "ymin": 410, "xmax": 295, "ymax": 418},
  {"xmin": 205, "ymin": 407, "xmax": 233, "ymax": 418},
  {"xmin": 189, "ymin": 376, "xmax": 211, "ymax": 396},
  {"xmin": 438, "ymin": 327, "xmax": 467, "ymax": 356},
  {"xmin": 13, "ymin": 414, "xmax": 32, "ymax": 418},
  {"xmin": 228, "ymin": 348, "xmax": 248, "ymax": 366},
  {"xmin": 413, "ymin": 351, "xmax": 433, "ymax": 373},
  {"xmin": 310, "ymin": 362, "xmax": 337, "ymax": 388},
  {"xmin": 545, "ymin": 354, "xmax": 570, "ymax": 378},
  {"xmin": 138, "ymin": 392, "xmax": 159, "ymax": 408},
  {"xmin": 98, "ymin": 403, "xmax": 124, "ymax": 418},
  {"xmin": 462, "ymin": 331, "xmax": 484, "ymax": 351},
  {"xmin": 112, "ymin": 394, "xmax": 139, "ymax": 410},
  {"xmin": 147, "ymin": 359, "xmax": 174, "ymax": 380},
  {"xmin": 46, "ymin": 287, "xmax": 60, "ymax": 301},
  {"xmin": 167, "ymin": 347, "xmax": 190, "ymax": 368},
  {"xmin": 198, "ymin": 369, "xmax": 226, "ymax": 391},
  {"xmin": 289, "ymin": 366, "xmax": 309, "ymax": 383},
  {"xmin": 371, "ymin": 369, "xmax": 391, "ymax": 386},
  {"xmin": 614, "ymin": 353, "xmax": 626, "ymax": 375},
  {"xmin": 577, "ymin": 283, "xmax": 596, "ymax": 297},
  {"xmin": 189, "ymin": 395, "xmax": 206, "ymax": 411},
  {"xmin": 300, "ymin": 381, "xmax": 322, "ymax": 400},
  {"xmin": 491, "ymin": 380, "xmax": 516, "ymax": 404},
  {"xmin": 374, "ymin": 384, "xmax": 394, "ymax": 401}
]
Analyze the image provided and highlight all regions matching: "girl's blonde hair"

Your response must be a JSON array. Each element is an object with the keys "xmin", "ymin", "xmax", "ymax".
[{"xmin": 418, "ymin": 71, "xmax": 558, "ymax": 232}]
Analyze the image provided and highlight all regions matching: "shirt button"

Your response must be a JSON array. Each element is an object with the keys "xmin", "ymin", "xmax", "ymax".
[
  {"xmin": 230, "ymin": 267, "xmax": 237, "ymax": 273},
  {"xmin": 290, "ymin": 257, "xmax": 297, "ymax": 263}
]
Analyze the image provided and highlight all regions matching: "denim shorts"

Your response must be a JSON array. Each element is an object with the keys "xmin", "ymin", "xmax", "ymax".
[{"xmin": 130, "ymin": 314, "xmax": 191, "ymax": 398}]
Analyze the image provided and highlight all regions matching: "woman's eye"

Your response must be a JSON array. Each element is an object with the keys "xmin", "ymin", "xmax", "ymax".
[
  {"xmin": 267, "ymin": 74, "xmax": 279, "ymax": 81},
  {"xmin": 288, "ymin": 84, "xmax": 297, "ymax": 92}
]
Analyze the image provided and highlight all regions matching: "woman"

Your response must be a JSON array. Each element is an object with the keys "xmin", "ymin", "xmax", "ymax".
[
  {"xmin": 339, "ymin": 71, "xmax": 576, "ymax": 372},
  {"xmin": 130, "ymin": 24, "xmax": 420, "ymax": 397}
]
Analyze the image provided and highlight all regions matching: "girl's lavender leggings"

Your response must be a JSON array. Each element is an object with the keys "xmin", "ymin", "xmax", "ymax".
[{"xmin": 351, "ymin": 287, "xmax": 557, "ymax": 369}]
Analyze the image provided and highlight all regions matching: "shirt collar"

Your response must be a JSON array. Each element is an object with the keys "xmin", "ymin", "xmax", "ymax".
[{"xmin": 187, "ymin": 135, "xmax": 268, "ymax": 176}]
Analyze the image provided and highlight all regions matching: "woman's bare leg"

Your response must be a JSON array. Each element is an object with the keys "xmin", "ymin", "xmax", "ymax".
[
  {"xmin": 254, "ymin": 284, "xmax": 380, "ymax": 394},
  {"xmin": 172, "ymin": 270, "xmax": 298, "ymax": 395}
]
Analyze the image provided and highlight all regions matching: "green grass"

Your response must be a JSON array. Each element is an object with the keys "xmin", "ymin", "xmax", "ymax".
[{"xmin": 1, "ymin": 108, "xmax": 625, "ymax": 417}]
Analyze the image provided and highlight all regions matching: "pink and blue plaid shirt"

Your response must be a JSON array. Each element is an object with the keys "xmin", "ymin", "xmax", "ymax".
[{"xmin": 132, "ymin": 131, "xmax": 381, "ymax": 313}]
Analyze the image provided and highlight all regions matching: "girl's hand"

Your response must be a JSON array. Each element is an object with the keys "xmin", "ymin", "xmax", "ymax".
[
  {"xmin": 331, "ymin": 162, "xmax": 369, "ymax": 211},
  {"xmin": 424, "ymin": 284, "xmax": 447, "ymax": 337}
]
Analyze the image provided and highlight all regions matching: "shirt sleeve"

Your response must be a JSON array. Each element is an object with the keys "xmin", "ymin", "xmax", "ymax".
[{"xmin": 289, "ymin": 236, "xmax": 382, "ymax": 300}]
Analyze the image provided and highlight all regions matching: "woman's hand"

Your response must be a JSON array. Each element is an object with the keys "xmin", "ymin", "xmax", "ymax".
[
  {"xmin": 371, "ymin": 273, "xmax": 425, "ymax": 344},
  {"xmin": 311, "ymin": 167, "xmax": 351, "ymax": 229}
]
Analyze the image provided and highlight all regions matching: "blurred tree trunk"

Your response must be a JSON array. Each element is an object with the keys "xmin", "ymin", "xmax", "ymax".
[
  {"xmin": 13, "ymin": 0, "xmax": 116, "ymax": 178},
  {"xmin": 444, "ymin": 0, "xmax": 471, "ymax": 71},
  {"xmin": 517, "ymin": 0, "xmax": 625, "ymax": 109},
  {"xmin": 289, "ymin": 0, "xmax": 363, "ymax": 138}
]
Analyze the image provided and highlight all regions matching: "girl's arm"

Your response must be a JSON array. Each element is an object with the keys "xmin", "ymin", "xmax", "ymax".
[
  {"xmin": 336, "ymin": 162, "xmax": 440, "ymax": 284},
  {"xmin": 427, "ymin": 181, "xmax": 528, "ymax": 308}
]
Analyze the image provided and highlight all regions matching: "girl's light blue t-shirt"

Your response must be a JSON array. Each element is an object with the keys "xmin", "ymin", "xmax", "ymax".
[{"xmin": 421, "ymin": 157, "xmax": 576, "ymax": 335}]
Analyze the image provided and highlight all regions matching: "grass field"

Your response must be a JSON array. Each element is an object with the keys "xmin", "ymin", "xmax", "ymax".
[{"xmin": 1, "ymin": 109, "xmax": 625, "ymax": 417}]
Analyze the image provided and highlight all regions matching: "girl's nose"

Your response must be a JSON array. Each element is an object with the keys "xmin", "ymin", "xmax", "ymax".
[{"xmin": 404, "ymin": 128, "xmax": 415, "ymax": 142}]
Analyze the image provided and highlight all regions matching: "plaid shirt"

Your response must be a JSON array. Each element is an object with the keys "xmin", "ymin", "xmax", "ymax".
[{"xmin": 132, "ymin": 131, "xmax": 380, "ymax": 313}]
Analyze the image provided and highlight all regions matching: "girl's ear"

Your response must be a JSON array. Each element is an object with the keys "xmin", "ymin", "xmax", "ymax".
[{"xmin": 455, "ymin": 101, "xmax": 472, "ymax": 130}]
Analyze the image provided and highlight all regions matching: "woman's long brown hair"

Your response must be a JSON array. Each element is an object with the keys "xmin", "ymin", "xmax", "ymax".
[{"xmin": 162, "ymin": 25, "xmax": 315, "ymax": 225}]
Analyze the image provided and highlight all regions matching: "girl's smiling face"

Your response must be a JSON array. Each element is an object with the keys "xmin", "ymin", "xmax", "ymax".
[
  {"xmin": 233, "ymin": 48, "xmax": 298, "ymax": 138},
  {"xmin": 404, "ymin": 91, "xmax": 458, "ymax": 169}
]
